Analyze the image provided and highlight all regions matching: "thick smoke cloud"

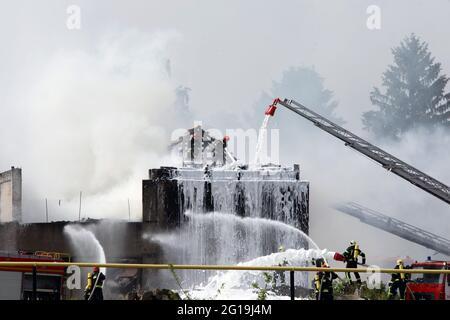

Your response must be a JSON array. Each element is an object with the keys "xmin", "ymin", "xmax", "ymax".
[{"xmin": 1, "ymin": 30, "xmax": 181, "ymax": 221}]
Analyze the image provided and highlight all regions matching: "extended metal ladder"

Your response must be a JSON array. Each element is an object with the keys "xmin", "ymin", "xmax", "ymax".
[
  {"xmin": 273, "ymin": 98, "xmax": 450, "ymax": 205},
  {"xmin": 335, "ymin": 202, "xmax": 450, "ymax": 256}
]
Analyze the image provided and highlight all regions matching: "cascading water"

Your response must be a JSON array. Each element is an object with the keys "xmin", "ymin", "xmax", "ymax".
[
  {"xmin": 150, "ymin": 211, "xmax": 325, "ymax": 288},
  {"xmin": 190, "ymin": 248, "xmax": 336, "ymax": 300},
  {"xmin": 254, "ymin": 114, "xmax": 271, "ymax": 166},
  {"xmin": 63, "ymin": 225, "xmax": 107, "ymax": 275},
  {"xmin": 176, "ymin": 167, "xmax": 309, "ymax": 231}
]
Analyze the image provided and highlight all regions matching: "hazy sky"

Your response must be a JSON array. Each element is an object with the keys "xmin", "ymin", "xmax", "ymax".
[
  {"xmin": 1, "ymin": 1, "xmax": 449, "ymax": 266},
  {"xmin": 2, "ymin": 1, "xmax": 450, "ymax": 127}
]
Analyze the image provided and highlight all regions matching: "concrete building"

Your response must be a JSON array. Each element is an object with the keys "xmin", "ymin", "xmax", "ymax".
[
  {"xmin": 0, "ymin": 167, "xmax": 22, "ymax": 223},
  {"xmin": 145, "ymin": 126, "xmax": 309, "ymax": 233},
  {"xmin": 143, "ymin": 165, "xmax": 309, "ymax": 233}
]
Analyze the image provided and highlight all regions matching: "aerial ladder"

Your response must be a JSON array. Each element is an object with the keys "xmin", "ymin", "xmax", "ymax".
[
  {"xmin": 265, "ymin": 98, "xmax": 450, "ymax": 206},
  {"xmin": 334, "ymin": 202, "xmax": 450, "ymax": 256}
]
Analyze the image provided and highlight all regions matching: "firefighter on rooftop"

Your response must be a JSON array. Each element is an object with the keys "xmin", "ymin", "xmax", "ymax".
[{"xmin": 342, "ymin": 240, "xmax": 366, "ymax": 284}]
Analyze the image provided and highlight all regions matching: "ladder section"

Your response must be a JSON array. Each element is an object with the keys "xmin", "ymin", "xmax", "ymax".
[
  {"xmin": 276, "ymin": 98, "xmax": 450, "ymax": 205},
  {"xmin": 335, "ymin": 202, "xmax": 450, "ymax": 256}
]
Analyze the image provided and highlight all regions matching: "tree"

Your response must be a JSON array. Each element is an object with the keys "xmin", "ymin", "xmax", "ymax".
[
  {"xmin": 270, "ymin": 66, "xmax": 344, "ymax": 125},
  {"xmin": 363, "ymin": 34, "xmax": 449, "ymax": 139}
]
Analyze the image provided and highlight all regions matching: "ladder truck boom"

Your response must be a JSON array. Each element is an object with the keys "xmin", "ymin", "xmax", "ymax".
[
  {"xmin": 335, "ymin": 202, "xmax": 450, "ymax": 256},
  {"xmin": 266, "ymin": 98, "xmax": 450, "ymax": 206}
]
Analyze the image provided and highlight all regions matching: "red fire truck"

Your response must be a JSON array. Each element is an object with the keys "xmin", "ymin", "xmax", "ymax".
[
  {"xmin": 0, "ymin": 251, "xmax": 70, "ymax": 300},
  {"xmin": 406, "ymin": 260, "xmax": 450, "ymax": 300}
]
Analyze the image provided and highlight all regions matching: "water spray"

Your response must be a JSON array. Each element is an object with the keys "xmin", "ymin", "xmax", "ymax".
[{"xmin": 63, "ymin": 225, "xmax": 107, "ymax": 275}]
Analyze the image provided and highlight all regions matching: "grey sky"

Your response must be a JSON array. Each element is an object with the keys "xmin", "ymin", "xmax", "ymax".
[{"xmin": 2, "ymin": 1, "xmax": 450, "ymax": 128}]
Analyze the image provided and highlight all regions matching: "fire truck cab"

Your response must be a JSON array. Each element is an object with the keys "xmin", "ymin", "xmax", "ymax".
[
  {"xmin": 0, "ymin": 251, "xmax": 69, "ymax": 300},
  {"xmin": 406, "ymin": 260, "xmax": 450, "ymax": 300}
]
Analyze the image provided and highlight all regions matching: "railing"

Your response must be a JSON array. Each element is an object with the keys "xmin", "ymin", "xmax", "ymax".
[{"xmin": 1, "ymin": 261, "xmax": 449, "ymax": 300}]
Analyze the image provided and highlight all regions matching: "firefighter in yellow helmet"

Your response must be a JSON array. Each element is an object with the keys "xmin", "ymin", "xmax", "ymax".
[
  {"xmin": 314, "ymin": 258, "xmax": 338, "ymax": 300},
  {"xmin": 388, "ymin": 259, "xmax": 409, "ymax": 300},
  {"xmin": 85, "ymin": 266, "xmax": 106, "ymax": 300},
  {"xmin": 342, "ymin": 240, "xmax": 366, "ymax": 284}
]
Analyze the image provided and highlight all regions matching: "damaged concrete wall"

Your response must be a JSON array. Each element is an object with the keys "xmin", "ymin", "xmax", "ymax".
[
  {"xmin": 0, "ymin": 167, "xmax": 22, "ymax": 223},
  {"xmin": 0, "ymin": 220, "xmax": 160, "ymax": 262},
  {"xmin": 0, "ymin": 220, "xmax": 165, "ymax": 293},
  {"xmin": 142, "ymin": 167, "xmax": 180, "ymax": 228}
]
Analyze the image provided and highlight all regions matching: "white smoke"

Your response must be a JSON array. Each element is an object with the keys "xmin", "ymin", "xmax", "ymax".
[{"xmin": 4, "ymin": 30, "xmax": 182, "ymax": 221}]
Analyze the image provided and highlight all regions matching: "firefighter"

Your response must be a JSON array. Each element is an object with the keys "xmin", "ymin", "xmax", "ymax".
[
  {"xmin": 85, "ymin": 267, "xmax": 106, "ymax": 301},
  {"xmin": 84, "ymin": 272, "xmax": 93, "ymax": 300},
  {"xmin": 342, "ymin": 240, "xmax": 366, "ymax": 284},
  {"xmin": 314, "ymin": 258, "xmax": 338, "ymax": 301},
  {"xmin": 388, "ymin": 259, "xmax": 409, "ymax": 300}
]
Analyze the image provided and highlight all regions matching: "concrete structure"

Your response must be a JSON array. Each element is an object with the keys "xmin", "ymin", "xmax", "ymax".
[
  {"xmin": 143, "ymin": 165, "xmax": 310, "ymax": 234},
  {"xmin": 0, "ymin": 167, "xmax": 22, "ymax": 223},
  {"xmin": 0, "ymin": 220, "xmax": 158, "ymax": 262}
]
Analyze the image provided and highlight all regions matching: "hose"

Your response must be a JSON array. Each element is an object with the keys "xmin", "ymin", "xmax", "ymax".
[{"xmin": 87, "ymin": 272, "xmax": 102, "ymax": 301}]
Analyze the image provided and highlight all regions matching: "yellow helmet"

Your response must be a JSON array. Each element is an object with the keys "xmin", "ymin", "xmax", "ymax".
[
  {"xmin": 397, "ymin": 259, "xmax": 403, "ymax": 265},
  {"xmin": 278, "ymin": 245, "xmax": 285, "ymax": 252},
  {"xmin": 350, "ymin": 240, "xmax": 357, "ymax": 246}
]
